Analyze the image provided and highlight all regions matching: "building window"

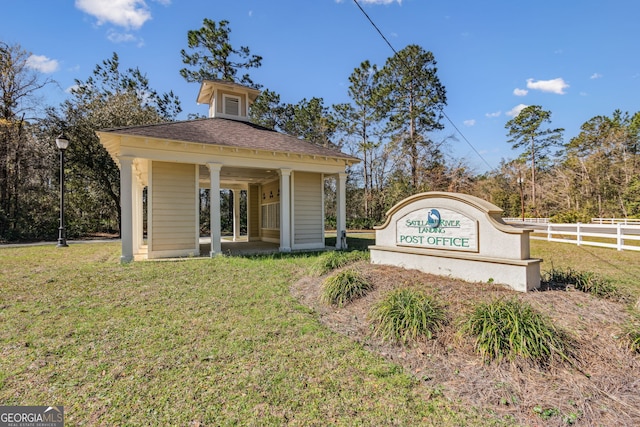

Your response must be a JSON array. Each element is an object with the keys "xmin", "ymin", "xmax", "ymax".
[
  {"xmin": 261, "ymin": 203, "xmax": 280, "ymax": 229},
  {"xmin": 224, "ymin": 95, "xmax": 240, "ymax": 116}
]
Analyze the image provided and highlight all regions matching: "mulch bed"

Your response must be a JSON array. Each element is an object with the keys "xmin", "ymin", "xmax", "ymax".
[{"xmin": 291, "ymin": 261, "xmax": 640, "ymax": 427}]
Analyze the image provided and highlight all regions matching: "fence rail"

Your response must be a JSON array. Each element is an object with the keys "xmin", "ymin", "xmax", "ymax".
[
  {"xmin": 536, "ymin": 223, "xmax": 640, "ymax": 252},
  {"xmin": 591, "ymin": 217, "xmax": 640, "ymax": 225},
  {"xmin": 502, "ymin": 217, "xmax": 549, "ymax": 224}
]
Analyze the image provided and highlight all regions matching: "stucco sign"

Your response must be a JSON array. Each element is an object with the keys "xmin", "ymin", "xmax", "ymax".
[
  {"xmin": 396, "ymin": 208, "xmax": 478, "ymax": 252},
  {"xmin": 371, "ymin": 191, "xmax": 542, "ymax": 292}
]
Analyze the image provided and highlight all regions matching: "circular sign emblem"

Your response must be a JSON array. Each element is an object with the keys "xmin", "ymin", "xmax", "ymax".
[{"xmin": 427, "ymin": 209, "xmax": 441, "ymax": 228}]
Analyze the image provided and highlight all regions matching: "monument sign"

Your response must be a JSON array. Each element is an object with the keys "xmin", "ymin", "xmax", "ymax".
[{"xmin": 370, "ymin": 192, "xmax": 541, "ymax": 292}]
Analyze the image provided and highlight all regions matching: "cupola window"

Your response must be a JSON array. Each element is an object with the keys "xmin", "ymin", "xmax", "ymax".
[{"xmin": 224, "ymin": 95, "xmax": 240, "ymax": 116}]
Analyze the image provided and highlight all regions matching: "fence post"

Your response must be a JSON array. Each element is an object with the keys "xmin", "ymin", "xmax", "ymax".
[
  {"xmin": 547, "ymin": 223, "xmax": 552, "ymax": 241},
  {"xmin": 617, "ymin": 223, "xmax": 623, "ymax": 251},
  {"xmin": 576, "ymin": 222, "xmax": 581, "ymax": 246}
]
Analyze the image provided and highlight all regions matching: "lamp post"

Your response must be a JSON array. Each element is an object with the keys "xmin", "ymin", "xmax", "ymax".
[{"xmin": 56, "ymin": 133, "xmax": 69, "ymax": 247}]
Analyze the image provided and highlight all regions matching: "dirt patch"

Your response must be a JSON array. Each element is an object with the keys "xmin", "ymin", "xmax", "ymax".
[{"xmin": 291, "ymin": 261, "xmax": 640, "ymax": 427}]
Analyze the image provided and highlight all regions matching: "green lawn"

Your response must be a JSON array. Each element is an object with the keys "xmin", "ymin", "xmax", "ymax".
[
  {"xmin": 1, "ymin": 239, "xmax": 638, "ymax": 425},
  {"xmin": 530, "ymin": 239, "xmax": 640, "ymax": 297},
  {"xmin": 1, "ymin": 242, "xmax": 508, "ymax": 426}
]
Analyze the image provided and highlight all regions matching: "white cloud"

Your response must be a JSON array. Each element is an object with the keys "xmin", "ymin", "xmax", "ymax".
[
  {"xmin": 75, "ymin": 0, "xmax": 151, "ymax": 29},
  {"xmin": 26, "ymin": 55, "xmax": 59, "ymax": 73},
  {"xmin": 590, "ymin": 73, "xmax": 603, "ymax": 79},
  {"xmin": 506, "ymin": 104, "xmax": 528, "ymax": 117},
  {"xmin": 513, "ymin": 88, "xmax": 528, "ymax": 96},
  {"xmin": 485, "ymin": 111, "xmax": 501, "ymax": 118},
  {"xmin": 107, "ymin": 29, "xmax": 140, "ymax": 44},
  {"xmin": 526, "ymin": 77, "xmax": 569, "ymax": 95},
  {"xmin": 463, "ymin": 119, "xmax": 475, "ymax": 127}
]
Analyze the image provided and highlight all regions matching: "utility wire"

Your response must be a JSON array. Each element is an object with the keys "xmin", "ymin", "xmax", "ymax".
[{"xmin": 352, "ymin": 0, "xmax": 493, "ymax": 171}]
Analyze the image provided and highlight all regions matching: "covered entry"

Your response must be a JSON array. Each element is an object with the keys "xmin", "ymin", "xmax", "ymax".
[{"xmin": 98, "ymin": 80, "xmax": 358, "ymax": 261}]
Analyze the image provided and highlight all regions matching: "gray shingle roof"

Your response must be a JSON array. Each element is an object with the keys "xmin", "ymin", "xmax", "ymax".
[{"xmin": 101, "ymin": 118, "xmax": 359, "ymax": 162}]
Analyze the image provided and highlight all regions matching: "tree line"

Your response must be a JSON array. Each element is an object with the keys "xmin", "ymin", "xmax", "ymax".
[{"xmin": 1, "ymin": 19, "xmax": 638, "ymax": 242}]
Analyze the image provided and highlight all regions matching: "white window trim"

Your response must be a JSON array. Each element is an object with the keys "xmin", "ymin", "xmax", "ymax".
[{"xmin": 223, "ymin": 94, "xmax": 241, "ymax": 117}]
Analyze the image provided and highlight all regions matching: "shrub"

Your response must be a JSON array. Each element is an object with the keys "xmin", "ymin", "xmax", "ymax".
[
  {"xmin": 370, "ymin": 288, "xmax": 446, "ymax": 344},
  {"xmin": 543, "ymin": 267, "xmax": 621, "ymax": 300},
  {"xmin": 622, "ymin": 321, "xmax": 640, "ymax": 354},
  {"xmin": 549, "ymin": 210, "xmax": 592, "ymax": 224},
  {"xmin": 311, "ymin": 250, "xmax": 369, "ymax": 276},
  {"xmin": 462, "ymin": 297, "xmax": 569, "ymax": 364},
  {"xmin": 321, "ymin": 269, "xmax": 373, "ymax": 307}
]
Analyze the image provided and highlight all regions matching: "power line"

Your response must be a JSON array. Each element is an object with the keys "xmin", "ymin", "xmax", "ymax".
[{"xmin": 352, "ymin": 0, "xmax": 493, "ymax": 171}]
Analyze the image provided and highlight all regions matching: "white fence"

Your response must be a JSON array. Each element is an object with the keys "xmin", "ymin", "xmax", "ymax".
[
  {"xmin": 591, "ymin": 217, "xmax": 640, "ymax": 225},
  {"xmin": 539, "ymin": 223, "xmax": 640, "ymax": 252},
  {"xmin": 504, "ymin": 217, "xmax": 640, "ymax": 225},
  {"xmin": 502, "ymin": 217, "xmax": 549, "ymax": 224}
]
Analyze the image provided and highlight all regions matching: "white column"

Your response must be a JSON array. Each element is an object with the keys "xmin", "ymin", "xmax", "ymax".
[
  {"xmin": 208, "ymin": 163, "xmax": 222, "ymax": 256},
  {"xmin": 119, "ymin": 156, "xmax": 134, "ymax": 262},
  {"xmin": 336, "ymin": 172, "xmax": 347, "ymax": 250},
  {"xmin": 133, "ymin": 180, "xmax": 144, "ymax": 255},
  {"xmin": 279, "ymin": 168, "xmax": 292, "ymax": 252},
  {"xmin": 232, "ymin": 189, "xmax": 241, "ymax": 242}
]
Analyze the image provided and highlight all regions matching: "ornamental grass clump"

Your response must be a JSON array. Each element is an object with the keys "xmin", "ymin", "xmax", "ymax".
[
  {"xmin": 544, "ymin": 267, "xmax": 621, "ymax": 300},
  {"xmin": 370, "ymin": 288, "xmax": 446, "ymax": 345},
  {"xmin": 321, "ymin": 269, "xmax": 374, "ymax": 307},
  {"xmin": 622, "ymin": 321, "xmax": 640, "ymax": 354},
  {"xmin": 462, "ymin": 297, "xmax": 569, "ymax": 365},
  {"xmin": 311, "ymin": 250, "xmax": 369, "ymax": 276}
]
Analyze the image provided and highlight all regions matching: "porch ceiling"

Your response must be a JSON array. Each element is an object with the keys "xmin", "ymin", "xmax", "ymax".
[{"xmin": 198, "ymin": 165, "xmax": 280, "ymax": 187}]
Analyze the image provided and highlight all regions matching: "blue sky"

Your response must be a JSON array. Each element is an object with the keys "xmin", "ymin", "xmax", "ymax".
[{"xmin": 3, "ymin": 0, "xmax": 639, "ymax": 173}]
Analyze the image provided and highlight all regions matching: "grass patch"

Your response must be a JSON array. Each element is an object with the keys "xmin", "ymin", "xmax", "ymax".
[
  {"xmin": 0, "ymin": 242, "xmax": 504, "ymax": 426},
  {"xmin": 310, "ymin": 249, "xmax": 369, "ymax": 276},
  {"xmin": 462, "ymin": 297, "xmax": 570, "ymax": 365},
  {"xmin": 530, "ymin": 239, "xmax": 640, "ymax": 298},
  {"xmin": 370, "ymin": 288, "xmax": 446, "ymax": 345},
  {"xmin": 543, "ymin": 267, "xmax": 625, "ymax": 300},
  {"xmin": 321, "ymin": 269, "xmax": 373, "ymax": 307},
  {"xmin": 622, "ymin": 317, "xmax": 640, "ymax": 354}
]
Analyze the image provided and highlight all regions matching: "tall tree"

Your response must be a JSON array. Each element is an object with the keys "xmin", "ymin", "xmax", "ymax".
[
  {"xmin": 333, "ymin": 60, "xmax": 386, "ymax": 219},
  {"xmin": 249, "ymin": 89, "xmax": 283, "ymax": 130},
  {"xmin": 505, "ymin": 105, "xmax": 563, "ymax": 213},
  {"xmin": 279, "ymin": 97, "xmax": 337, "ymax": 148},
  {"xmin": 378, "ymin": 44, "xmax": 447, "ymax": 191},
  {"xmin": 180, "ymin": 19, "xmax": 262, "ymax": 88},
  {"xmin": 564, "ymin": 111, "xmax": 639, "ymax": 217},
  {"xmin": 47, "ymin": 52, "xmax": 181, "ymax": 235},
  {"xmin": 0, "ymin": 42, "xmax": 55, "ymax": 240}
]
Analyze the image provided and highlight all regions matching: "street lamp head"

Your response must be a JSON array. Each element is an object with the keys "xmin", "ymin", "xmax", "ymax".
[{"xmin": 56, "ymin": 133, "xmax": 69, "ymax": 150}]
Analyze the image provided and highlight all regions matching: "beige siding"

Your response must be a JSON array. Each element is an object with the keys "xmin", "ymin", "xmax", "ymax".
[
  {"xmin": 262, "ymin": 229, "xmax": 279, "ymax": 240},
  {"xmin": 150, "ymin": 161, "xmax": 197, "ymax": 253},
  {"xmin": 293, "ymin": 172, "xmax": 323, "ymax": 246},
  {"xmin": 247, "ymin": 184, "xmax": 260, "ymax": 240},
  {"xmin": 261, "ymin": 180, "xmax": 280, "ymax": 204},
  {"xmin": 260, "ymin": 179, "xmax": 280, "ymax": 242}
]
